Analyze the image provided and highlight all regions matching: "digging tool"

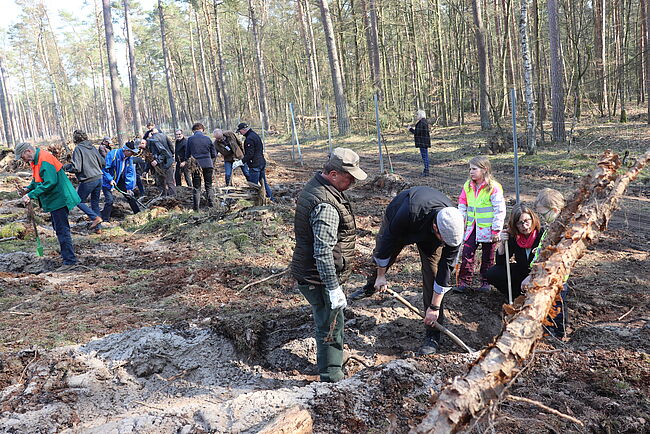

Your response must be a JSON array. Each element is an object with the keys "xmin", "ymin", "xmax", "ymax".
[
  {"xmin": 114, "ymin": 185, "xmax": 149, "ymax": 210},
  {"xmin": 26, "ymin": 201, "xmax": 44, "ymax": 257},
  {"xmin": 504, "ymin": 240, "xmax": 513, "ymax": 305},
  {"xmin": 381, "ymin": 286, "xmax": 475, "ymax": 353}
]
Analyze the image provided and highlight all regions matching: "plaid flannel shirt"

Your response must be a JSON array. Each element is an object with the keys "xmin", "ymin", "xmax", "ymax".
[{"xmin": 310, "ymin": 202, "xmax": 340, "ymax": 292}]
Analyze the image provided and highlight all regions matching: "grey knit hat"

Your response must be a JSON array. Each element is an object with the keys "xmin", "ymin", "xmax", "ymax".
[{"xmin": 14, "ymin": 142, "xmax": 32, "ymax": 160}]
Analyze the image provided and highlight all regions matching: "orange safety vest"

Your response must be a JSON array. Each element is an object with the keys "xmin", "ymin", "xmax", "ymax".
[{"xmin": 31, "ymin": 149, "xmax": 63, "ymax": 182}]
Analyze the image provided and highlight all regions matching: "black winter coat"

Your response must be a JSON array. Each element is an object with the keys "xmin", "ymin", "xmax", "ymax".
[
  {"xmin": 242, "ymin": 129, "xmax": 265, "ymax": 168},
  {"xmin": 409, "ymin": 118, "xmax": 431, "ymax": 148}
]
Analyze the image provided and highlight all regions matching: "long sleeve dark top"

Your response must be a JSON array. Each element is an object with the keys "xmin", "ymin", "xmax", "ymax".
[
  {"xmin": 242, "ymin": 129, "xmax": 265, "ymax": 168},
  {"xmin": 374, "ymin": 186, "xmax": 459, "ymax": 293},
  {"xmin": 185, "ymin": 131, "xmax": 217, "ymax": 169},
  {"xmin": 409, "ymin": 118, "xmax": 431, "ymax": 148},
  {"xmin": 175, "ymin": 137, "xmax": 188, "ymax": 163},
  {"xmin": 147, "ymin": 132, "xmax": 175, "ymax": 169}
]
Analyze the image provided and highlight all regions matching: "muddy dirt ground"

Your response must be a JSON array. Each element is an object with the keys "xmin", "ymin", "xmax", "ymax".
[{"xmin": 0, "ymin": 120, "xmax": 648, "ymax": 433}]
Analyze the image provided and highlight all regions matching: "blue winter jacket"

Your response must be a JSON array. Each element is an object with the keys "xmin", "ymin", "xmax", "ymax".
[{"xmin": 102, "ymin": 146, "xmax": 137, "ymax": 190}]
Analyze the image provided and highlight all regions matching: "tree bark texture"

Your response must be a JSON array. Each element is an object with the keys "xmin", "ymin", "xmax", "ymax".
[
  {"xmin": 471, "ymin": 0, "xmax": 492, "ymax": 130},
  {"xmin": 249, "ymin": 0, "xmax": 269, "ymax": 131},
  {"xmin": 123, "ymin": 0, "xmax": 143, "ymax": 137},
  {"xmin": 413, "ymin": 148, "xmax": 650, "ymax": 434},
  {"xmin": 158, "ymin": 0, "xmax": 179, "ymax": 130},
  {"xmin": 0, "ymin": 56, "xmax": 15, "ymax": 147},
  {"xmin": 593, "ymin": 0, "xmax": 608, "ymax": 116},
  {"xmin": 547, "ymin": 0, "xmax": 566, "ymax": 142},
  {"xmin": 318, "ymin": 0, "xmax": 350, "ymax": 135},
  {"xmin": 519, "ymin": 0, "xmax": 536, "ymax": 154},
  {"xmin": 102, "ymin": 0, "xmax": 128, "ymax": 145}
]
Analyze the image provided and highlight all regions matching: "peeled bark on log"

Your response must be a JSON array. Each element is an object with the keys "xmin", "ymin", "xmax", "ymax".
[
  {"xmin": 413, "ymin": 149, "xmax": 650, "ymax": 434},
  {"xmin": 257, "ymin": 406, "xmax": 313, "ymax": 434}
]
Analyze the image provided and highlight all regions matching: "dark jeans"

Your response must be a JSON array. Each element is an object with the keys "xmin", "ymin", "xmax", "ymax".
[
  {"xmin": 419, "ymin": 147, "xmax": 430, "ymax": 172},
  {"xmin": 364, "ymin": 212, "xmax": 445, "ymax": 342},
  {"xmin": 101, "ymin": 178, "xmax": 141, "ymax": 221},
  {"xmin": 223, "ymin": 161, "xmax": 250, "ymax": 186},
  {"xmin": 155, "ymin": 164, "xmax": 176, "ymax": 196},
  {"xmin": 298, "ymin": 283, "xmax": 344, "ymax": 382},
  {"xmin": 175, "ymin": 162, "xmax": 193, "ymax": 187},
  {"xmin": 247, "ymin": 164, "xmax": 273, "ymax": 200},
  {"xmin": 458, "ymin": 226, "xmax": 497, "ymax": 287},
  {"xmin": 77, "ymin": 178, "xmax": 101, "ymax": 220},
  {"xmin": 192, "ymin": 167, "xmax": 214, "ymax": 193},
  {"xmin": 51, "ymin": 207, "xmax": 77, "ymax": 265}
]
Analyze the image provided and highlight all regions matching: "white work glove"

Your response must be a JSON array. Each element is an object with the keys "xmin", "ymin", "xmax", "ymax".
[
  {"xmin": 232, "ymin": 159, "xmax": 244, "ymax": 170},
  {"xmin": 328, "ymin": 286, "xmax": 347, "ymax": 310}
]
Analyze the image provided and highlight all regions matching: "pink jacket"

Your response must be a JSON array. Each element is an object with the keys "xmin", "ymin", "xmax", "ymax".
[{"xmin": 458, "ymin": 180, "xmax": 506, "ymax": 242}]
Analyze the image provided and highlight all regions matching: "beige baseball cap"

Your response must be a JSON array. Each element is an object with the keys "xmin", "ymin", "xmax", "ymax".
[{"xmin": 329, "ymin": 147, "xmax": 367, "ymax": 180}]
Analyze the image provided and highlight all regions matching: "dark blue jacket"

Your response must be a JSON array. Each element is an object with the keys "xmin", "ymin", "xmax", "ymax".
[
  {"xmin": 186, "ymin": 131, "xmax": 216, "ymax": 168},
  {"xmin": 102, "ymin": 146, "xmax": 137, "ymax": 190},
  {"xmin": 242, "ymin": 129, "xmax": 265, "ymax": 168}
]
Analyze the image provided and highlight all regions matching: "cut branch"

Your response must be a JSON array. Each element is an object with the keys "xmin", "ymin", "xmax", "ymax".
[{"xmin": 413, "ymin": 148, "xmax": 650, "ymax": 433}]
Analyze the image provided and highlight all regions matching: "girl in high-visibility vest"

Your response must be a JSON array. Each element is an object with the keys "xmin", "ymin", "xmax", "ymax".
[{"xmin": 456, "ymin": 156, "xmax": 506, "ymax": 292}]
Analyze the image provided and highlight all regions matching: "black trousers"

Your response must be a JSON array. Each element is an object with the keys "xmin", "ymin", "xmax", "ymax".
[
  {"xmin": 485, "ymin": 263, "xmax": 531, "ymax": 298},
  {"xmin": 191, "ymin": 167, "xmax": 214, "ymax": 192},
  {"xmin": 364, "ymin": 212, "xmax": 445, "ymax": 342}
]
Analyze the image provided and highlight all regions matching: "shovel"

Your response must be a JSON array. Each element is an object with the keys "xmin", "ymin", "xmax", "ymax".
[
  {"xmin": 381, "ymin": 286, "xmax": 475, "ymax": 353},
  {"xmin": 27, "ymin": 201, "xmax": 44, "ymax": 257},
  {"xmin": 114, "ymin": 185, "xmax": 149, "ymax": 210}
]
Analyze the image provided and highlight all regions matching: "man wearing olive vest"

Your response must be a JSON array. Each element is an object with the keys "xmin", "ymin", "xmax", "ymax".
[
  {"xmin": 16, "ymin": 142, "xmax": 81, "ymax": 271},
  {"xmin": 291, "ymin": 148, "xmax": 367, "ymax": 382}
]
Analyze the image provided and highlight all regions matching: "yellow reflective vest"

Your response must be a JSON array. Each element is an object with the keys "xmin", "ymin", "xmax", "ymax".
[{"xmin": 464, "ymin": 179, "xmax": 502, "ymax": 229}]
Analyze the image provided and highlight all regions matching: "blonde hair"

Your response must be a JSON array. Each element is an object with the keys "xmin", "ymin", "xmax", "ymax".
[
  {"xmin": 468, "ymin": 155, "xmax": 495, "ymax": 188},
  {"xmin": 535, "ymin": 188, "xmax": 565, "ymax": 211}
]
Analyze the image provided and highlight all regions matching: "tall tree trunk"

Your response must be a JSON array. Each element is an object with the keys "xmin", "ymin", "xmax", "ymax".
[
  {"xmin": 102, "ymin": 0, "xmax": 129, "ymax": 145},
  {"xmin": 547, "ymin": 0, "xmax": 565, "ymax": 142},
  {"xmin": 318, "ymin": 0, "xmax": 350, "ymax": 135},
  {"xmin": 520, "ymin": 0, "xmax": 536, "ymax": 154},
  {"xmin": 94, "ymin": 0, "xmax": 113, "ymax": 136},
  {"xmin": 645, "ymin": 0, "xmax": 650, "ymax": 123},
  {"xmin": 471, "ymin": 0, "xmax": 492, "ymax": 130},
  {"xmin": 188, "ymin": 14, "xmax": 204, "ymax": 120},
  {"xmin": 296, "ymin": 0, "xmax": 322, "ymax": 132},
  {"xmin": 249, "ymin": 0, "xmax": 269, "ymax": 131},
  {"xmin": 594, "ymin": 0, "xmax": 608, "ymax": 116},
  {"xmin": 433, "ymin": 0, "xmax": 449, "ymax": 125},
  {"xmin": 0, "ymin": 57, "xmax": 15, "ymax": 147},
  {"xmin": 158, "ymin": 0, "xmax": 179, "ymax": 130},
  {"xmin": 212, "ymin": 1, "xmax": 231, "ymax": 128},
  {"xmin": 194, "ymin": 8, "xmax": 214, "ymax": 125},
  {"xmin": 123, "ymin": 0, "xmax": 143, "ymax": 138},
  {"xmin": 38, "ymin": 30, "xmax": 67, "ymax": 149},
  {"xmin": 360, "ymin": 0, "xmax": 381, "ymax": 99},
  {"xmin": 617, "ymin": 0, "xmax": 628, "ymax": 122}
]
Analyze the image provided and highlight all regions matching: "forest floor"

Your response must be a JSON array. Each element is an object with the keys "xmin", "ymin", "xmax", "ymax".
[{"xmin": 0, "ymin": 118, "xmax": 648, "ymax": 433}]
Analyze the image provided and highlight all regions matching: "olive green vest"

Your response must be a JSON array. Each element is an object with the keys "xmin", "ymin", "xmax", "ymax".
[{"xmin": 291, "ymin": 173, "xmax": 356, "ymax": 286}]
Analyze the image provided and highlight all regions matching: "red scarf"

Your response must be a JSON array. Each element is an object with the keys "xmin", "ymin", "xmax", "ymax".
[{"xmin": 516, "ymin": 229, "xmax": 538, "ymax": 249}]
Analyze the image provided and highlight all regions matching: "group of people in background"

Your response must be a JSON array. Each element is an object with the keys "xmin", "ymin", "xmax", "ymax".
[{"xmin": 12, "ymin": 120, "xmax": 274, "ymax": 270}]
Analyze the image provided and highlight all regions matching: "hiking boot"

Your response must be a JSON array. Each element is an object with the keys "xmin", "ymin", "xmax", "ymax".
[
  {"xmin": 419, "ymin": 335, "xmax": 440, "ymax": 355},
  {"xmin": 89, "ymin": 216, "xmax": 103, "ymax": 229},
  {"xmin": 349, "ymin": 287, "xmax": 376, "ymax": 301},
  {"xmin": 475, "ymin": 284, "xmax": 491, "ymax": 293},
  {"xmin": 192, "ymin": 188, "xmax": 201, "ymax": 211},
  {"xmin": 454, "ymin": 284, "xmax": 471, "ymax": 293},
  {"xmin": 421, "ymin": 169, "xmax": 430, "ymax": 177}
]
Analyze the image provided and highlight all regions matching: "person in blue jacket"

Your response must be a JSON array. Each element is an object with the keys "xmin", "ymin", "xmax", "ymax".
[{"xmin": 101, "ymin": 141, "xmax": 141, "ymax": 221}]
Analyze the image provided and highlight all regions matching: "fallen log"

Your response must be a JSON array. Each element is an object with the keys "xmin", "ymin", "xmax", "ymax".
[
  {"xmin": 257, "ymin": 406, "xmax": 313, "ymax": 434},
  {"xmin": 413, "ymin": 149, "xmax": 650, "ymax": 433}
]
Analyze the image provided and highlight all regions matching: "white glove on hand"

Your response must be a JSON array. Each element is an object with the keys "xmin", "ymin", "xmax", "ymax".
[
  {"xmin": 328, "ymin": 286, "xmax": 347, "ymax": 310},
  {"xmin": 232, "ymin": 159, "xmax": 244, "ymax": 170}
]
